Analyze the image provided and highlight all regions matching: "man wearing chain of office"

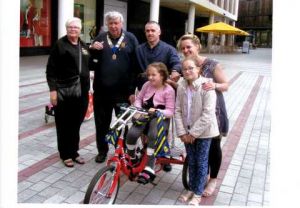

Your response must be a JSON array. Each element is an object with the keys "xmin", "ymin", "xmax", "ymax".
[{"xmin": 89, "ymin": 11, "xmax": 140, "ymax": 163}]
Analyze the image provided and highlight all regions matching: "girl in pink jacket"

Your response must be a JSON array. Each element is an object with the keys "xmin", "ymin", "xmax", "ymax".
[{"xmin": 126, "ymin": 62, "xmax": 175, "ymax": 184}]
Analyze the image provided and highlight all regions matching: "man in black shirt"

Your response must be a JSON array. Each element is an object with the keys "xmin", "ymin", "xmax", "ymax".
[
  {"xmin": 89, "ymin": 11, "xmax": 139, "ymax": 163},
  {"xmin": 136, "ymin": 21, "xmax": 181, "ymax": 90}
]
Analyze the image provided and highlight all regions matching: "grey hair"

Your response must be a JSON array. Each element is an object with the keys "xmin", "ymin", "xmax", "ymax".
[
  {"xmin": 104, "ymin": 11, "xmax": 124, "ymax": 24},
  {"xmin": 65, "ymin": 17, "xmax": 82, "ymax": 29}
]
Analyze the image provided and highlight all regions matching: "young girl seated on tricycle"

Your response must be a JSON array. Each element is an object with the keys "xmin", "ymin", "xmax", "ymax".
[{"xmin": 126, "ymin": 62, "xmax": 175, "ymax": 184}]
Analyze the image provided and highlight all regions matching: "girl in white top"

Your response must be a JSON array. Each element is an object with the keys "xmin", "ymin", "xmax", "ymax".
[{"xmin": 175, "ymin": 56, "xmax": 219, "ymax": 205}]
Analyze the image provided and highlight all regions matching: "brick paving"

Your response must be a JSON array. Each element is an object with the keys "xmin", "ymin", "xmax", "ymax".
[{"xmin": 17, "ymin": 48, "xmax": 271, "ymax": 205}]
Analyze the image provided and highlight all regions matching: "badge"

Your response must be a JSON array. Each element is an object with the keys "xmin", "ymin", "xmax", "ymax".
[
  {"xmin": 120, "ymin": 42, "xmax": 126, "ymax": 48},
  {"xmin": 82, "ymin": 48, "xmax": 89, "ymax": 55},
  {"xmin": 112, "ymin": 54, "xmax": 117, "ymax": 60}
]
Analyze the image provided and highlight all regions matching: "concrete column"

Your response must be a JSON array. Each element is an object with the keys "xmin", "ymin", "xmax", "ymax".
[
  {"xmin": 207, "ymin": 12, "xmax": 215, "ymax": 52},
  {"xmin": 234, "ymin": 0, "xmax": 240, "ymax": 16},
  {"xmin": 220, "ymin": 0, "xmax": 225, "ymax": 9},
  {"xmin": 231, "ymin": 21, "xmax": 236, "ymax": 48},
  {"xmin": 58, "ymin": 0, "xmax": 74, "ymax": 38},
  {"xmin": 225, "ymin": 0, "xmax": 230, "ymax": 11},
  {"xmin": 230, "ymin": 0, "xmax": 235, "ymax": 14},
  {"xmin": 187, "ymin": 3, "xmax": 196, "ymax": 34},
  {"xmin": 150, "ymin": 0, "xmax": 160, "ymax": 22},
  {"xmin": 227, "ymin": 21, "xmax": 233, "ymax": 48},
  {"xmin": 214, "ymin": 0, "xmax": 218, "ymax": 5},
  {"xmin": 220, "ymin": 18, "xmax": 226, "ymax": 52}
]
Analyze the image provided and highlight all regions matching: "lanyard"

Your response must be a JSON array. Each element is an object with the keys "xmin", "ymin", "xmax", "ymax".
[
  {"xmin": 107, "ymin": 32, "xmax": 125, "ymax": 55},
  {"xmin": 78, "ymin": 41, "xmax": 82, "ymax": 74}
]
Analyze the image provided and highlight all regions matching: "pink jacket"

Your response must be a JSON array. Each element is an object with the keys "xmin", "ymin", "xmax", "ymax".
[{"xmin": 134, "ymin": 81, "xmax": 175, "ymax": 118}]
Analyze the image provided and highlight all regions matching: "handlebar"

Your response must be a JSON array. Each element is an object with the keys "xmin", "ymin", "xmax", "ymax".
[
  {"xmin": 110, "ymin": 105, "xmax": 149, "ymax": 131},
  {"xmin": 120, "ymin": 105, "xmax": 149, "ymax": 114}
]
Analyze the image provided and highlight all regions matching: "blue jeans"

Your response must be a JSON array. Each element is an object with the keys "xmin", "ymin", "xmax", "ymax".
[{"xmin": 185, "ymin": 138, "xmax": 212, "ymax": 195}]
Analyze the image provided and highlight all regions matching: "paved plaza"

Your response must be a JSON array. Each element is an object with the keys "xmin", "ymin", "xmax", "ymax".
[{"xmin": 17, "ymin": 48, "xmax": 271, "ymax": 205}]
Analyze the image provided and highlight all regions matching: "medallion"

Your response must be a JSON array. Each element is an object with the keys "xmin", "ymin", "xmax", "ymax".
[{"xmin": 107, "ymin": 33, "xmax": 125, "ymax": 61}]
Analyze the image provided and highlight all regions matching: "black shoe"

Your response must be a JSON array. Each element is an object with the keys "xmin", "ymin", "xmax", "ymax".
[
  {"xmin": 162, "ymin": 163, "xmax": 172, "ymax": 172},
  {"xmin": 95, "ymin": 153, "xmax": 107, "ymax": 163}
]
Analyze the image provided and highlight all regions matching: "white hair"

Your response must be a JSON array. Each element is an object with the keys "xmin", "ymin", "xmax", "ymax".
[
  {"xmin": 65, "ymin": 17, "xmax": 82, "ymax": 29},
  {"xmin": 104, "ymin": 11, "xmax": 124, "ymax": 25}
]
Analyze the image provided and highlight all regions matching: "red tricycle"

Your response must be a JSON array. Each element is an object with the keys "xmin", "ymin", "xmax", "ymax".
[{"xmin": 84, "ymin": 105, "xmax": 190, "ymax": 204}]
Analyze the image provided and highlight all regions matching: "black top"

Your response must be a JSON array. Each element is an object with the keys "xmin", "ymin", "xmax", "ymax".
[
  {"xmin": 202, "ymin": 58, "xmax": 229, "ymax": 136},
  {"xmin": 46, "ymin": 35, "xmax": 90, "ymax": 92},
  {"xmin": 89, "ymin": 30, "xmax": 140, "ymax": 95},
  {"xmin": 136, "ymin": 40, "xmax": 181, "ymax": 73},
  {"xmin": 135, "ymin": 40, "xmax": 181, "ymax": 90}
]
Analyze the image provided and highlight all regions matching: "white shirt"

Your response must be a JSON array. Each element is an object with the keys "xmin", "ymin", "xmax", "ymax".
[{"xmin": 186, "ymin": 86, "xmax": 195, "ymax": 127}]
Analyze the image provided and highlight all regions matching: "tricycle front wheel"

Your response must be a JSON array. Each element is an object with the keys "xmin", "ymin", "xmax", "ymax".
[{"xmin": 84, "ymin": 165, "xmax": 120, "ymax": 204}]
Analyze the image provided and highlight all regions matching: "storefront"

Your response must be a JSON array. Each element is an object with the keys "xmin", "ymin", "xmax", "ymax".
[
  {"xmin": 20, "ymin": 0, "xmax": 56, "ymax": 55},
  {"xmin": 20, "ymin": 0, "xmax": 52, "ymax": 48},
  {"xmin": 19, "ymin": 0, "xmax": 133, "ymax": 56},
  {"xmin": 20, "ymin": 0, "xmax": 99, "ymax": 56},
  {"xmin": 19, "ymin": 0, "xmax": 228, "ymax": 56}
]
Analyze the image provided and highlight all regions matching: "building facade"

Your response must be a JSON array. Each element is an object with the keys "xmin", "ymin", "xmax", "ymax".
[
  {"xmin": 20, "ymin": 0, "xmax": 241, "ymax": 56},
  {"xmin": 236, "ymin": 0, "xmax": 272, "ymax": 47}
]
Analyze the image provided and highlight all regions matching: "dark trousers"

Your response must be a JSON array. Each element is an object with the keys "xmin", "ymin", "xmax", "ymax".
[
  {"xmin": 93, "ymin": 91, "xmax": 129, "ymax": 154},
  {"xmin": 54, "ymin": 94, "xmax": 88, "ymax": 160},
  {"xmin": 185, "ymin": 138, "xmax": 212, "ymax": 195},
  {"xmin": 126, "ymin": 117, "xmax": 170, "ymax": 150},
  {"xmin": 126, "ymin": 117, "xmax": 169, "ymax": 170},
  {"xmin": 208, "ymin": 135, "xmax": 222, "ymax": 178}
]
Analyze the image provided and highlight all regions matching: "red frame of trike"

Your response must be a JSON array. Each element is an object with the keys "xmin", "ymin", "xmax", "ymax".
[{"xmin": 103, "ymin": 135, "xmax": 186, "ymax": 197}]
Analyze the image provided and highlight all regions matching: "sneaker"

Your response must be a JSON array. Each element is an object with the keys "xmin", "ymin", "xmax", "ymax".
[
  {"xmin": 95, "ymin": 153, "xmax": 107, "ymax": 163},
  {"xmin": 137, "ymin": 169, "xmax": 156, "ymax": 185}
]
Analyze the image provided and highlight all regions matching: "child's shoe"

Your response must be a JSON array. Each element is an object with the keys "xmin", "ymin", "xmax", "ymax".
[
  {"xmin": 188, "ymin": 194, "xmax": 202, "ymax": 206},
  {"xmin": 178, "ymin": 190, "xmax": 194, "ymax": 203},
  {"xmin": 137, "ymin": 168, "xmax": 155, "ymax": 185}
]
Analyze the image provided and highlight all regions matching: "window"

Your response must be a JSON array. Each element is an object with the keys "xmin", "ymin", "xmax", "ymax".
[
  {"xmin": 74, "ymin": 0, "xmax": 96, "ymax": 43},
  {"xmin": 20, "ymin": 0, "xmax": 52, "ymax": 47}
]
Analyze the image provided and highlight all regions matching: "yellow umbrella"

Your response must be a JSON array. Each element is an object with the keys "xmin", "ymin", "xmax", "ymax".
[{"xmin": 196, "ymin": 22, "xmax": 249, "ymax": 36}]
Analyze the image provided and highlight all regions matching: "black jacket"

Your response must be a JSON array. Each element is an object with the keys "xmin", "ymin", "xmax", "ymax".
[
  {"xmin": 89, "ymin": 30, "xmax": 140, "ymax": 96},
  {"xmin": 46, "ymin": 35, "xmax": 90, "ymax": 93}
]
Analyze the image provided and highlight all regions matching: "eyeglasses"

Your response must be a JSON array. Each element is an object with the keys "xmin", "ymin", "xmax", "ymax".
[
  {"xmin": 182, "ymin": 66, "xmax": 196, "ymax": 72},
  {"xmin": 67, "ymin": 26, "xmax": 80, "ymax": 30}
]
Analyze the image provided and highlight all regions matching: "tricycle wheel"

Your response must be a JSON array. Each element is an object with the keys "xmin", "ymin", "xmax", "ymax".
[
  {"xmin": 84, "ymin": 165, "xmax": 120, "ymax": 204},
  {"xmin": 182, "ymin": 157, "xmax": 190, "ymax": 190}
]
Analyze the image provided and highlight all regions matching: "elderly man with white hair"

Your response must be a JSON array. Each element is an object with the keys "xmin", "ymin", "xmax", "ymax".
[{"xmin": 89, "ymin": 11, "xmax": 140, "ymax": 163}]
